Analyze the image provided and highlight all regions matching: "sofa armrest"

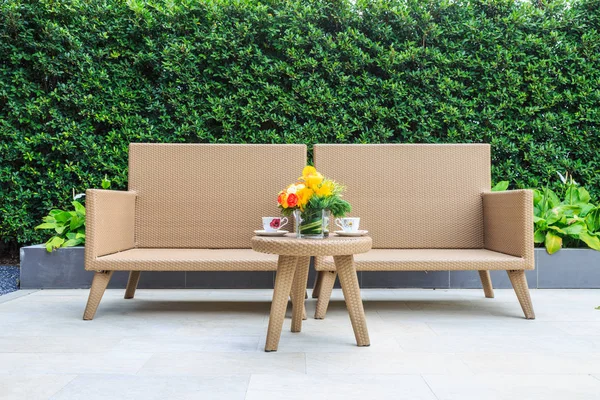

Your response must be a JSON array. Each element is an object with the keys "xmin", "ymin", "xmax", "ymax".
[
  {"xmin": 85, "ymin": 189, "xmax": 136, "ymax": 269},
  {"xmin": 483, "ymin": 190, "xmax": 534, "ymax": 268}
]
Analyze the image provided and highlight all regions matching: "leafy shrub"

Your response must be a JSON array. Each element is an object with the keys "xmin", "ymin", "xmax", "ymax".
[
  {"xmin": 533, "ymin": 174, "xmax": 600, "ymax": 254},
  {"xmin": 1, "ymin": 0, "xmax": 599, "ymax": 256},
  {"xmin": 35, "ymin": 201, "xmax": 86, "ymax": 252}
]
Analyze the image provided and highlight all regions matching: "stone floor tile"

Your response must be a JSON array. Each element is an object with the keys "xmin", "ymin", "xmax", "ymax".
[
  {"xmin": 245, "ymin": 374, "xmax": 437, "ymax": 400},
  {"xmin": 460, "ymin": 352, "xmax": 600, "ymax": 374},
  {"xmin": 425, "ymin": 373, "xmax": 600, "ymax": 400},
  {"xmin": 49, "ymin": 374, "xmax": 248, "ymax": 400},
  {"xmin": 0, "ymin": 352, "xmax": 152, "ymax": 375},
  {"xmin": 0, "ymin": 375, "xmax": 75, "ymax": 400},
  {"xmin": 306, "ymin": 352, "xmax": 472, "ymax": 375},
  {"xmin": 138, "ymin": 352, "xmax": 306, "ymax": 376}
]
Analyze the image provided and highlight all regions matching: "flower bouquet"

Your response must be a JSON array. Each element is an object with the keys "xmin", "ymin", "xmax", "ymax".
[{"xmin": 277, "ymin": 166, "xmax": 351, "ymax": 239}]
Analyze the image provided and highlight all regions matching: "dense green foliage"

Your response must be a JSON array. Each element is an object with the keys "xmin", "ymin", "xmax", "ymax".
[
  {"xmin": 532, "ymin": 174, "xmax": 600, "ymax": 254},
  {"xmin": 1, "ymin": 0, "xmax": 599, "ymax": 253},
  {"xmin": 35, "ymin": 200, "xmax": 86, "ymax": 252}
]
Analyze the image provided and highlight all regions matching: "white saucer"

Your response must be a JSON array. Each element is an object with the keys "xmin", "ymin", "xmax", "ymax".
[
  {"xmin": 254, "ymin": 230, "xmax": 288, "ymax": 237},
  {"xmin": 334, "ymin": 230, "xmax": 368, "ymax": 237}
]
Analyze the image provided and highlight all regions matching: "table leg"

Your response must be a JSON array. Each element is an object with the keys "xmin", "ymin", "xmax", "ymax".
[
  {"xmin": 265, "ymin": 255, "xmax": 298, "ymax": 352},
  {"xmin": 291, "ymin": 256, "xmax": 310, "ymax": 333},
  {"xmin": 334, "ymin": 255, "xmax": 370, "ymax": 347}
]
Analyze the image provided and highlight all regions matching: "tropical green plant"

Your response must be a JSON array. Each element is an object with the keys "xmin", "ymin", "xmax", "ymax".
[
  {"xmin": 491, "ymin": 181, "xmax": 509, "ymax": 192},
  {"xmin": 33, "ymin": 176, "xmax": 113, "ymax": 252},
  {"xmin": 533, "ymin": 173, "xmax": 600, "ymax": 254},
  {"xmin": 35, "ymin": 201, "xmax": 86, "ymax": 252},
  {"xmin": 101, "ymin": 175, "xmax": 111, "ymax": 190}
]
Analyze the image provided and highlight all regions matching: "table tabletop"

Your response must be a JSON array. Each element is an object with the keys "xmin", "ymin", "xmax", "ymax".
[{"xmin": 252, "ymin": 233, "xmax": 372, "ymax": 256}]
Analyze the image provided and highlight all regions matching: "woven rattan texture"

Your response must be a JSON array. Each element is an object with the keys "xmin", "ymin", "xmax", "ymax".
[
  {"xmin": 483, "ymin": 190, "xmax": 534, "ymax": 268},
  {"xmin": 314, "ymin": 249, "xmax": 527, "ymax": 271},
  {"xmin": 314, "ymin": 144, "xmax": 490, "ymax": 249},
  {"xmin": 478, "ymin": 270, "xmax": 495, "ymax": 298},
  {"xmin": 314, "ymin": 271, "xmax": 336, "ymax": 319},
  {"xmin": 93, "ymin": 248, "xmax": 279, "ymax": 271},
  {"xmin": 85, "ymin": 189, "xmax": 136, "ymax": 270},
  {"xmin": 291, "ymin": 256, "xmax": 311, "ymax": 332},
  {"xmin": 129, "ymin": 144, "xmax": 306, "ymax": 249},
  {"xmin": 251, "ymin": 235, "xmax": 372, "ymax": 257},
  {"xmin": 124, "ymin": 271, "xmax": 141, "ymax": 299},
  {"xmin": 507, "ymin": 270, "xmax": 535, "ymax": 319},
  {"xmin": 335, "ymin": 255, "xmax": 370, "ymax": 346},
  {"xmin": 83, "ymin": 271, "xmax": 114, "ymax": 320},
  {"xmin": 265, "ymin": 255, "xmax": 297, "ymax": 351}
]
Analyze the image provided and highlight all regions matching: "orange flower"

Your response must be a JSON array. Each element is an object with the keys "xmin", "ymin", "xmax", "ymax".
[
  {"xmin": 277, "ymin": 191, "xmax": 287, "ymax": 206},
  {"xmin": 286, "ymin": 193, "xmax": 298, "ymax": 208}
]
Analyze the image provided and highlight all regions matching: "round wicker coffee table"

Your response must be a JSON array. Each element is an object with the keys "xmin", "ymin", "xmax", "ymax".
[{"xmin": 252, "ymin": 234, "xmax": 372, "ymax": 352}]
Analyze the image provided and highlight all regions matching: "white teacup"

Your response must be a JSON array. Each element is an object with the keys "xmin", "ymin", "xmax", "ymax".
[
  {"xmin": 335, "ymin": 217, "xmax": 360, "ymax": 232},
  {"xmin": 262, "ymin": 217, "xmax": 288, "ymax": 232}
]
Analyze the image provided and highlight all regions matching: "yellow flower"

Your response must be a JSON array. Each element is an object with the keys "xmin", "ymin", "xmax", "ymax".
[
  {"xmin": 297, "ymin": 187, "xmax": 314, "ymax": 210},
  {"xmin": 314, "ymin": 180, "xmax": 334, "ymax": 197},
  {"xmin": 302, "ymin": 166, "xmax": 317, "ymax": 178},
  {"xmin": 301, "ymin": 165, "xmax": 323, "ymax": 189}
]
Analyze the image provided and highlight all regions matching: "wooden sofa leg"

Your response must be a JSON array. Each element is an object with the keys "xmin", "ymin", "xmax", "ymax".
[
  {"xmin": 124, "ymin": 271, "xmax": 141, "ymax": 299},
  {"xmin": 83, "ymin": 271, "xmax": 114, "ymax": 320},
  {"xmin": 314, "ymin": 271, "xmax": 336, "ymax": 319},
  {"xmin": 312, "ymin": 271, "xmax": 323, "ymax": 298},
  {"xmin": 478, "ymin": 270, "xmax": 494, "ymax": 298},
  {"xmin": 507, "ymin": 270, "xmax": 535, "ymax": 320}
]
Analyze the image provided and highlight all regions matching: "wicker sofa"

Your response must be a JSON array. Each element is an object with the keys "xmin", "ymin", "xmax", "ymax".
[
  {"xmin": 312, "ymin": 144, "xmax": 535, "ymax": 319},
  {"xmin": 83, "ymin": 143, "xmax": 306, "ymax": 320}
]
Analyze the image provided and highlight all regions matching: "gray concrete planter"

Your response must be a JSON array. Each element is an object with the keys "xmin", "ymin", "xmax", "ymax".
[
  {"xmin": 19, "ymin": 245, "xmax": 275, "ymax": 289},
  {"xmin": 535, "ymin": 248, "xmax": 600, "ymax": 289},
  {"xmin": 443, "ymin": 248, "xmax": 600, "ymax": 289},
  {"xmin": 19, "ymin": 245, "xmax": 600, "ymax": 289}
]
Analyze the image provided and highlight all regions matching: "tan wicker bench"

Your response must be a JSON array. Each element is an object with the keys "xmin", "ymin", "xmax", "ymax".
[
  {"xmin": 83, "ymin": 143, "xmax": 306, "ymax": 320},
  {"xmin": 312, "ymin": 144, "xmax": 535, "ymax": 319}
]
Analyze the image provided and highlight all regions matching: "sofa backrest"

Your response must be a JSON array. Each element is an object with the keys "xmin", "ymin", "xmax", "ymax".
[
  {"xmin": 314, "ymin": 144, "xmax": 491, "ymax": 249},
  {"xmin": 129, "ymin": 144, "xmax": 306, "ymax": 249}
]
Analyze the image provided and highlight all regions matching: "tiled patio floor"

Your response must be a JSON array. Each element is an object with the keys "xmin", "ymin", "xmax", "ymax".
[{"xmin": 1, "ymin": 288, "xmax": 600, "ymax": 399}]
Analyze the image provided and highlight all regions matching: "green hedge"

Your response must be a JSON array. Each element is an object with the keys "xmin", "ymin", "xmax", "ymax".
[{"xmin": 1, "ymin": 0, "xmax": 599, "ymax": 252}]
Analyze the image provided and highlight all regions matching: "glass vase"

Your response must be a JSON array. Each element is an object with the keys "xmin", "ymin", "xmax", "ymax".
[{"xmin": 293, "ymin": 209, "xmax": 330, "ymax": 239}]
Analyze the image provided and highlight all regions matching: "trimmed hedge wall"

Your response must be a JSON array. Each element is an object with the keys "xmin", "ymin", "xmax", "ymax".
[{"xmin": 1, "ymin": 0, "xmax": 599, "ymax": 252}]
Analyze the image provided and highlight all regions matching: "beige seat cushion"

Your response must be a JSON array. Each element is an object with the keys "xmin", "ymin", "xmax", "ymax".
[
  {"xmin": 315, "ymin": 249, "xmax": 528, "ymax": 271},
  {"xmin": 92, "ymin": 249, "xmax": 279, "ymax": 271}
]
